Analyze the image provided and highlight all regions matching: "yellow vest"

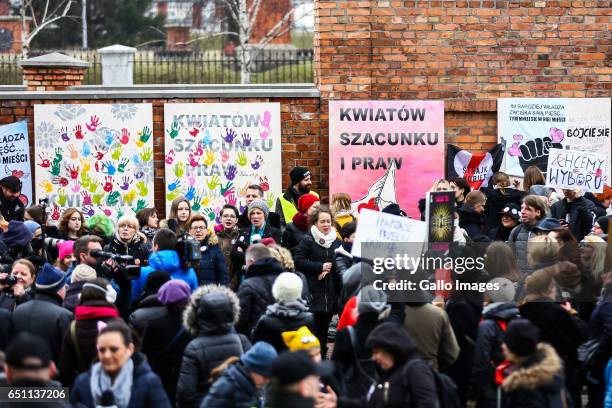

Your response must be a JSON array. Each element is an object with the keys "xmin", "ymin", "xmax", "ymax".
[{"xmin": 278, "ymin": 191, "xmax": 319, "ymax": 223}]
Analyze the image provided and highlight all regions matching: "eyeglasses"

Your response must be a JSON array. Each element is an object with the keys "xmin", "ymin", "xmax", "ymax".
[
  {"xmin": 222, "ymin": 214, "xmax": 237, "ymax": 219},
  {"xmin": 190, "ymin": 226, "xmax": 206, "ymax": 231}
]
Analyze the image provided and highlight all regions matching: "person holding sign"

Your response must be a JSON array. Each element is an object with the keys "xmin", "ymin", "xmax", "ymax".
[
  {"xmin": 0, "ymin": 175, "xmax": 25, "ymax": 222},
  {"xmin": 550, "ymin": 189, "xmax": 596, "ymax": 242}
]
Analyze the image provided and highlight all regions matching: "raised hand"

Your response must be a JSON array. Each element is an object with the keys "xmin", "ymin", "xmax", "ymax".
[
  {"xmin": 119, "ymin": 128, "xmax": 130, "ymax": 145},
  {"xmin": 220, "ymin": 181, "xmax": 234, "ymax": 196},
  {"xmin": 57, "ymin": 189, "xmax": 67, "ymax": 206},
  {"xmin": 107, "ymin": 191, "xmax": 120, "ymax": 206},
  {"xmin": 60, "ymin": 126, "xmax": 70, "ymax": 142},
  {"xmin": 81, "ymin": 190, "xmax": 92, "ymax": 206},
  {"xmin": 86, "ymin": 115, "xmax": 101, "ymax": 132},
  {"xmin": 236, "ymin": 151, "xmax": 248, "ymax": 167},
  {"xmin": 68, "ymin": 144, "xmax": 78, "ymax": 160},
  {"xmin": 81, "ymin": 206, "xmax": 95, "ymax": 217},
  {"xmin": 222, "ymin": 128, "xmax": 237, "ymax": 143},
  {"xmin": 118, "ymin": 158, "xmax": 129, "ymax": 173},
  {"xmin": 38, "ymin": 153, "xmax": 51, "ymax": 168},
  {"xmin": 136, "ymin": 181, "xmax": 148, "ymax": 197},
  {"xmin": 204, "ymin": 149, "xmax": 215, "ymax": 166},
  {"xmin": 188, "ymin": 154, "xmax": 199, "ymax": 168},
  {"xmin": 250, "ymin": 155, "xmax": 263, "ymax": 170},
  {"xmin": 165, "ymin": 149, "xmax": 175, "ymax": 165},
  {"xmin": 66, "ymin": 164, "xmax": 79, "ymax": 180},
  {"xmin": 74, "ymin": 124, "xmax": 85, "ymax": 140},
  {"xmin": 224, "ymin": 164, "xmax": 237, "ymax": 181},
  {"xmin": 102, "ymin": 161, "xmax": 116, "ymax": 176},
  {"xmin": 168, "ymin": 178, "xmax": 181, "ymax": 192},
  {"xmin": 207, "ymin": 175, "xmax": 220, "ymax": 191},
  {"xmin": 174, "ymin": 162, "xmax": 186, "ymax": 178},
  {"xmin": 119, "ymin": 176, "xmax": 133, "ymax": 191},
  {"xmin": 185, "ymin": 186, "xmax": 196, "ymax": 201},
  {"xmin": 103, "ymin": 176, "xmax": 113, "ymax": 192},
  {"xmin": 241, "ymin": 133, "xmax": 251, "ymax": 146},
  {"xmin": 167, "ymin": 121, "xmax": 180, "ymax": 139},
  {"xmin": 140, "ymin": 147, "xmax": 152, "ymax": 163},
  {"xmin": 111, "ymin": 145, "xmax": 123, "ymax": 161},
  {"xmin": 39, "ymin": 179, "xmax": 53, "ymax": 193}
]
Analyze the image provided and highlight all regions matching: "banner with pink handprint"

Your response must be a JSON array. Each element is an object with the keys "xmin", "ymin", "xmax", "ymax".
[
  {"xmin": 34, "ymin": 104, "xmax": 155, "ymax": 222},
  {"xmin": 163, "ymin": 103, "xmax": 282, "ymax": 222},
  {"xmin": 498, "ymin": 98, "xmax": 611, "ymax": 181}
]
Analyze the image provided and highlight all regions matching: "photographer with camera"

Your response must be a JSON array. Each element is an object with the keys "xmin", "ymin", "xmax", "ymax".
[
  {"xmin": 187, "ymin": 214, "xmax": 229, "ymax": 286},
  {"xmin": 130, "ymin": 228, "xmax": 197, "ymax": 304},
  {"xmin": 0, "ymin": 259, "xmax": 36, "ymax": 312},
  {"xmin": 104, "ymin": 215, "xmax": 150, "ymax": 268}
]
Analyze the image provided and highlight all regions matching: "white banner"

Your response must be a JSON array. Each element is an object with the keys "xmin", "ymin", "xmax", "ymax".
[
  {"xmin": 0, "ymin": 121, "xmax": 32, "ymax": 207},
  {"xmin": 163, "ymin": 103, "xmax": 282, "ymax": 221},
  {"xmin": 34, "ymin": 104, "xmax": 155, "ymax": 221},
  {"xmin": 498, "ymin": 98, "xmax": 611, "ymax": 182},
  {"xmin": 546, "ymin": 147, "xmax": 608, "ymax": 193}
]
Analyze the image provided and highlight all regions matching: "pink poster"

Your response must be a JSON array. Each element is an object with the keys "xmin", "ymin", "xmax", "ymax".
[{"xmin": 329, "ymin": 100, "xmax": 445, "ymax": 219}]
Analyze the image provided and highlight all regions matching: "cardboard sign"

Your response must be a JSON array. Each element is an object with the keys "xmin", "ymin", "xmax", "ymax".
[{"xmin": 546, "ymin": 147, "xmax": 608, "ymax": 193}]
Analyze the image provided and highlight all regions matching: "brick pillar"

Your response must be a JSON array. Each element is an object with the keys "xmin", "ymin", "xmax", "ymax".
[{"xmin": 20, "ymin": 52, "xmax": 89, "ymax": 91}]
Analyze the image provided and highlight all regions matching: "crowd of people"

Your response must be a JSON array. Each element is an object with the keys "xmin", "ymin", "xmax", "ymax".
[{"xmin": 0, "ymin": 163, "xmax": 610, "ymax": 408}]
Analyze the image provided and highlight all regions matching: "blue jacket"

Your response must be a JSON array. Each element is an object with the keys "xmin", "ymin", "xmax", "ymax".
[
  {"xmin": 605, "ymin": 359, "xmax": 612, "ymax": 408},
  {"xmin": 197, "ymin": 244, "xmax": 229, "ymax": 286},
  {"xmin": 199, "ymin": 363, "xmax": 262, "ymax": 408},
  {"xmin": 70, "ymin": 353, "xmax": 171, "ymax": 408},
  {"xmin": 131, "ymin": 250, "xmax": 198, "ymax": 303}
]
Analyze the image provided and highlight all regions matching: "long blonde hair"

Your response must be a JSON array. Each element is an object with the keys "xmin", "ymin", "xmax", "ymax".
[
  {"xmin": 331, "ymin": 193, "xmax": 352, "ymax": 216},
  {"xmin": 581, "ymin": 235, "xmax": 607, "ymax": 283}
]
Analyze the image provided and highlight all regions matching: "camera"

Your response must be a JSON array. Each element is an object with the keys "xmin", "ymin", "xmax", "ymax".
[
  {"xmin": 91, "ymin": 250, "xmax": 141, "ymax": 280},
  {"xmin": 0, "ymin": 274, "xmax": 18, "ymax": 287},
  {"xmin": 177, "ymin": 233, "xmax": 201, "ymax": 268},
  {"xmin": 43, "ymin": 237, "xmax": 66, "ymax": 250}
]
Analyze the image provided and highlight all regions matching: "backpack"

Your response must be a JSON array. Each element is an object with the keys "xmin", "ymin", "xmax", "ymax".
[
  {"xmin": 344, "ymin": 325, "xmax": 376, "ymax": 398},
  {"xmin": 404, "ymin": 359, "xmax": 461, "ymax": 408}
]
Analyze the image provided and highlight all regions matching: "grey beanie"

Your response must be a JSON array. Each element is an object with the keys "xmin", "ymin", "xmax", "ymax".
[
  {"xmin": 357, "ymin": 285, "xmax": 388, "ymax": 315},
  {"xmin": 248, "ymin": 199, "xmax": 270, "ymax": 219},
  {"xmin": 487, "ymin": 277, "xmax": 516, "ymax": 303}
]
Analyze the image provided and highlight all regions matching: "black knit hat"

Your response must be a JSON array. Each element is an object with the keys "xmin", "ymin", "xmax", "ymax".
[
  {"xmin": 504, "ymin": 319, "xmax": 540, "ymax": 357},
  {"xmin": 289, "ymin": 166, "xmax": 310, "ymax": 185},
  {"xmin": 270, "ymin": 350, "xmax": 331, "ymax": 386},
  {"xmin": 6, "ymin": 333, "xmax": 52, "ymax": 369},
  {"xmin": 0, "ymin": 175, "xmax": 22, "ymax": 192}
]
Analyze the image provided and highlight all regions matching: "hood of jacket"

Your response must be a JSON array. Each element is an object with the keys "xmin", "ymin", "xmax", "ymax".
[
  {"xmin": 502, "ymin": 343, "xmax": 563, "ymax": 392},
  {"xmin": 265, "ymin": 299, "xmax": 309, "ymax": 318},
  {"xmin": 183, "ymin": 284, "xmax": 240, "ymax": 336},
  {"xmin": 458, "ymin": 205, "xmax": 485, "ymax": 225},
  {"xmin": 529, "ymin": 185, "xmax": 549, "ymax": 197},
  {"xmin": 246, "ymin": 257, "xmax": 284, "ymax": 279},
  {"xmin": 147, "ymin": 250, "xmax": 182, "ymax": 274},
  {"xmin": 482, "ymin": 302, "xmax": 520, "ymax": 320},
  {"xmin": 365, "ymin": 322, "xmax": 417, "ymax": 367},
  {"xmin": 485, "ymin": 187, "xmax": 525, "ymax": 204}
]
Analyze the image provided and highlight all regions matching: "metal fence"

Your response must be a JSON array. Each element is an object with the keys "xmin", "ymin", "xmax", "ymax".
[{"xmin": 0, "ymin": 48, "xmax": 314, "ymax": 85}]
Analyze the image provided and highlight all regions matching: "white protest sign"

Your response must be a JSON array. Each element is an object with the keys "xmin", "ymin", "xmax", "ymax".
[
  {"xmin": 351, "ymin": 209, "xmax": 427, "ymax": 262},
  {"xmin": 546, "ymin": 147, "xmax": 608, "ymax": 193}
]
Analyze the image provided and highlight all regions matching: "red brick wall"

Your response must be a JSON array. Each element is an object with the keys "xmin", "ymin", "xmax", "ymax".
[
  {"xmin": 248, "ymin": 0, "xmax": 292, "ymax": 45},
  {"xmin": 0, "ymin": 97, "xmax": 322, "ymax": 211}
]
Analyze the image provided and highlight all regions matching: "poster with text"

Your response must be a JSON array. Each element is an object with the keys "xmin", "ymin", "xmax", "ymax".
[
  {"xmin": 329, "ymin": 100, "xmax": 445, "ymax": 219},
  {"xmin": 546, "ymin": 147, "xmax": 608, "ymax": 193},
  {"xmin": 446, "ymin": 144, "xmax": 503, "ymax": 190},
  {"xmin": 34, "ymin": 104, "xmax": 155, "ymax": 222},
  {"xmin": 0, "ymin": 121, "xmax": 32, "ymax": 207},
  {"xmin": 498, "ymin": 98, "xmax": 611, "ymax": 182},
  {"xmin": 163, "ymin": 103, "xmax": 282, "ymax": 222}
]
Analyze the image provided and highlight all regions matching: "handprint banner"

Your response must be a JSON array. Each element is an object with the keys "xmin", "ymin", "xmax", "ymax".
[
  {"xmin": 546, "ymin": 148, "xmax": 608, "ymax": 193},
  {"xmin": 34, "ymin": 104, "xmax": 155, "ymax": 221},
  {"xmin": 498, "ymin": 98, "xmax": 611, "ymax": 181},
  {"xmin": 0, "ymin": 121, "xmax": 32, "ymax": 207},
  {"xmin": 163, "ymin": 103, "xmax": 282, "ymax": 221}
]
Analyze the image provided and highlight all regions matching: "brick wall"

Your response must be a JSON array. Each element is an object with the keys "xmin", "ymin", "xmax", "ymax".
[
  {"xmin": 315, "ymin": 0, "xmax": 611, "ymax": 156},
  {"xmin": 0, "ymin": 96, "xmax": 322, "ymax": 212}
]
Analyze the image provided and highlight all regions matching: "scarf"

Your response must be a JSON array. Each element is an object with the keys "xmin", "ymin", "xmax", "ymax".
[
  {"xmin": 310, "ymin": 225, "xmax": 337, "ymax": 249},
  {"xmin": 292, "ymin": 212, "xmax": 309, "ymax": 231},
  {"xmin": 266, "ymin": 299, "xmax": 309, "ymax": 318},
  {"xmin": 250, "ymin": 223, "xmax": 266, "ymax": 243},
  {"xmin": 140, "ymin": 226, "xmax": 156, "ymax": 241},
  {"xmin": 75, "ymin": 305, "xmax": 119, "ymax": 321},
  {"xmin": 90, "ymin": 358, "xmax": 134, "ymax": 408}
]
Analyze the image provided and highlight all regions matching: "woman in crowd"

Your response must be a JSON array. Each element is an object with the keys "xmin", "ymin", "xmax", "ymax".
[
  {"xmin": 187, "ymin": 213, "xmax": 228, "ymax": 286},
  {"xmin": 216, "ymin": 204, "xmax": 242, "ymax": 290},
  {"xmin": 59, "ymin": 208, "xmax": 88, "ymax": 240},
  {"xmin": 580, "ymin": 235, "xmax": 608, "ymax": 286},
  {"xmin": 481, "ymin": 171, "xmax": 525, "ymax": 233},
  {"xmin": 294, "ymin": 205, "xmax": 342, "ymax": 358},
  {"xmin": 55, "ymin": 240, "xmax": 75, "ymax": 272},
  {"xmin": 591, "ymin": 215, "xmax": 610, "ymax": 238},
  {"xmin": 418, "ymin": 179, "xmax": 453, "ymax": 221},
  {"xmin": 164, "ymin": 196, "xmax": 191, "ymax": 234},
  {"xmin": 450, "ymin": 177, "xmax": 471, "ymax": 207},
  {"xmin": 483, "ymin": 241, "xmax": 521, "ymax": 284},
  {"xmin": 331, "ymin": 193, "xmax": 356, "ymax": 232},
  {"xmin": 523, "ymin": 165, "xmax": 549, "ymax": 197},
  {"xmin": 136, "ymin": 208, "xmax": 159, "ymax": 245},
  {"xmin": 25, "ymin": 204, "xmax": 61, "ymax": 238},
  {"xmin": 59, "ymin": 278, "xmax": 120, "ymax": 387},
  {"xmin": 176, "ymin": 284, "xmax": 251, "ymax": 408},
  {"xmin": 488, "ymin": 203, "xmax": 520, "ymax": 241},
  {"xmin": 282, "ymin": 193, "xmax": 320, "ymax": 252},
  {"xmin": 70, "ymin": 320, "xmax": 171, "ymax": 407},
  {"xmin": 104, "ymin": 215, "xmax": 150, "ymax": 267},
  {"xmin": 0, "ymin": 258, "xmax": 36, "ymax": 311},
  {"xmin": 457, "ymin": 190, "xmax": 487, "ymax": 239}
]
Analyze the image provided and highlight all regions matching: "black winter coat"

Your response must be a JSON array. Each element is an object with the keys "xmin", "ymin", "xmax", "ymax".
[
  {"xmin": 142, "ymin": 306, "xmax": 192, "ymax": 406},
  {"xmin": 235, "ymin": 257, "xmax": 284, "ymax": 336},
  {"xmin": 550, "ymin": 196, "xmax": 596, "ymax": 242},
  {"xmin": 332, "ymin": 312, "xmax": 381, "ymax": 372},
  {"xmin": 481, "ymin": 187, "xmax": 525, "ymax": 233},
  {"xmin": 196, "ymin": 242, "xmax": 229, "ymax": 286},
  {"xmin": 251, "ymin": 300, "xmax": 315, "ymax": 352},
  {"xmin": 469, "ymin": 303, "xmax": 520, "ymax": 407},
  {"xmin": 200, "ymin": 362, "xmax": 262, "ymax": 408},
  {"xmin": 216, "ymin": 227, "xmax": 241, "ymax": 290},
  {"xmin": 0, "ymin": 193, "xmax": 25, "ymax": 222},
  {"xmin": 70, "ymin": 352, "xmax": 171, "ymax": 408},
  {"xmin": 0, "ymin": 288, "xmax": 32, "ymax": 312},
  {"xmin": 63, "ymin": 281, "xmax": 85, "ymax": 313},
  {"xmin": 104, "ymin": 233, "xmax": 150, "ymax": 267},
  {"xmin": 128, "ymin": 293, "xmax": 167, "ymax": 336},
  {"xmin": 282, "ymin": 222, "xmax": 308, "ymax": 252},
  {"xmin": 12, "ymin": 292, "xmax": 73, "ymax": 362},
  {"xmin": 0, "ymin": 307, "xmax": 13, "ymax": 350},
  {"xmin": 230, "ymin": 223, "xmax": 282, "ymax": 274},
  {"xmin": 458, "ymin": 205, "xmax": 486, "ymax": 239},
  {"xmin": 293, "ymin": 234, "xmax": 342, "ymax": 313}
]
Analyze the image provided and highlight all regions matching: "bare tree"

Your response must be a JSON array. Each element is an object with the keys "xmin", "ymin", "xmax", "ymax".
[{"xmin": 20, "ymin": 0, "xmax": 74, "ymax": 58}]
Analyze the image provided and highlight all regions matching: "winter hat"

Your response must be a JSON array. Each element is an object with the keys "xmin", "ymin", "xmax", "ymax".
[
  {"xmin": 6, "ymin": 333, "xmax": 52, "ymax": 369},
  {"xmin": 594, "ymin": 185, "xmax": 612, "ymax": 202},
  {"xmin": 58, "ymin": 240, "xmax": 75, "ymax": 262},
  {"xmin": 504, "ymin": 319, "xmax": 540, "ymax": 357},
  {"xmin": 86, "ymin": 214, "xmax": 114, "ymax": 237},
  {"xmin": 272, "ymin": 272, "xmax": 303, "ymax": 304},
  {"xmin": 486, "ymin": 277, "xmax": 516, "ymax": 303},
  {"xmin": 595, "ymin": 216, "xmax": 610, "ymax": 234},
  {"xmin": 499, "ymin": 203, "xmax": 520, "ymax": 221},
  {"xmin": 282, "ymin": 326, "xmax": 320, "ymax": 352},
  {"xmin": 381, "ymin": 203, "xmax": 407, "ymax": 217},
  {"xmin": 24, "ymin": 220, "xmax": 41, "ymax": 235},
  {"xmin": 270, "ymin": 350, "xmax": 330, "ymax": 386},
  {"xmin": 357, "ymin": 285, "xmax": 388, "ymax": 315},
  {"xmin": 157, "ymin": 279, "xmax": 191, "ymax": 305},
  {"xmin": 0, "ymin": 175, "xmax": 22, "ymax": 192},
  {"xmin": 534, "ymin": 218, "xmax": 564, "ymax": 232},
  {"xmin": 36, "ymin": 263, "xmax": 66, "ymax": 293},
  {"xmin": 290, "ymin": 166, "xmax": 311, "ymax": 185},
  {"xmin": 248, "ymin": 199, "xmax": 270, "ymax": 219},
  {"xmin": 0, "ymin": 221, "xmax": 33, "ymax": 248},
  {"xmin": 71, "ymin": 264, "xmax": 97, "ymax": 284},
  {"xmin": 297, "ymin": 193, "xmax": 320, "ymax": 213},
  {"xmin": 242, "ymin": 341, "xmax": 278, "ymax": 377}
]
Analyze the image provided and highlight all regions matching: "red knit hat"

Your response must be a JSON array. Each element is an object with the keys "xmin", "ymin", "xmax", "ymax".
[{"xmin": 297, "ymin": 193, "xmax": 320, "ymax": 213}]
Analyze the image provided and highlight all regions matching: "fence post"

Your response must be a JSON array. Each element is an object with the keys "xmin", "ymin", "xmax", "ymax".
[
  {"xmin": 97, "ymin": 44, "xmax": 136, "ymax": 86},
  {"xmin": 19, "ymin": 52, "xmax": 89, "ymax": 91}
]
